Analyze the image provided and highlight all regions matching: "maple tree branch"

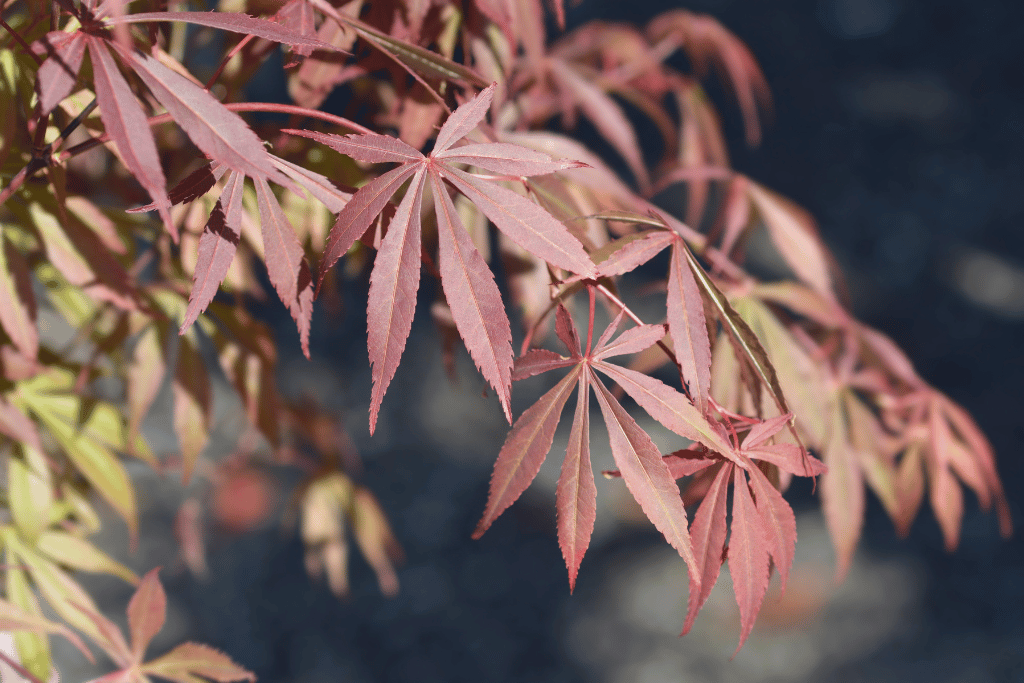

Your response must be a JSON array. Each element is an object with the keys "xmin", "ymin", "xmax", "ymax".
[{"xmin": 0, "ymin": 97, "xmax": 98, "ymax": 208}]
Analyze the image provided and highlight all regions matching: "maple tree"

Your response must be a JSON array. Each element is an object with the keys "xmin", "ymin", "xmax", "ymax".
[{"xmin": 0, "ymin": 0, "xmax": 1013, "ymax": 679}]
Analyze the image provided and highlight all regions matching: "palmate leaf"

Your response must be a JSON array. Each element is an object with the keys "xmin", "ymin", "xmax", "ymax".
[
  {"xmin": 601, "ymin": 408, "xmax": 813, "ymax": 640},
  {"xmin": 474, "ymin": 305, "xmax": 703, "ymax": 591},
  {"xmin": 286, "ymin": 83, "xmax": 594, "ymax": 432}
]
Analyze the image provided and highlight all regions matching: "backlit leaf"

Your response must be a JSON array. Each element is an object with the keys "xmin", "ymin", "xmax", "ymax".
[
  {"xmin": 129, "ymin": 51, "xmax": 289, "ymax": 186},
  {"xmin": 0, "ymin": 232, "xmax": 38, "ymax": 360},
  {"xmin": 87, "ymin": 37, "xmax": 173, "ymax": 235},
  {"xmin": 181, "ymin": 171, "xmax": 243, "ymax": 333},
  {"xmin": 141, "ymin": 642, "xmax": 256, "ymax": 683},
  {"xmin": 127, "ymin": 568, "xmax": 166, "ymax": 661},
  {"xmin": 111, "ymin": 11, "xmax": 339, "ymax": 51}
]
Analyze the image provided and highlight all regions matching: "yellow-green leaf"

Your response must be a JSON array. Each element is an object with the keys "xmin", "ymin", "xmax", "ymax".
[
  {"xmin": 5, "ymin": 555, "xmax": 52, "ymax": 683},
  {"xmin": 36, "ymin": 530, "xmax": 139, "ymax": 585},
  {"xmin": 8, "ymin": 446, "xmax": 54, "ymax": 542}
]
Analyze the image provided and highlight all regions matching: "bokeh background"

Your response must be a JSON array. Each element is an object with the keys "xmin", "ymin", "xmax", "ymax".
[{"xmin": 54, "ymin": 0, "xmax": 1024, "ymax": 681}]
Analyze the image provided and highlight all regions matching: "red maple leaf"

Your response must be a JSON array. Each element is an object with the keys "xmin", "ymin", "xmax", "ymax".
[{"xmin": 285, "ymin": 83, "xmax": 597, "ymax": 433}]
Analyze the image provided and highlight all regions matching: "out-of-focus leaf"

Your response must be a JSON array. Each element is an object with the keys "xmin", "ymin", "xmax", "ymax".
[
  {"xmin": 35, "ymin": 31, "xmax": 86, "ymax": 115},
  {"xmin": 748, "ymin": 182, "xmax": 833, "ymax": 297},
  {"xmin": 127, "ymin": 568, "xmax": 166, "ymax": 662},
  {"xmin": 349, "ymin": 488, "xmax": 403, "ymax": 596},
  {"xmin": 8, "ymin": 446, "xmax": 53, "ymax": 542},
  {"xmin": 893, "ymin": 442, "xmax": 925, "ymax": 537},
  {"xmin": 733, "ymin": 296, "xmax": 826, "ymax": 445},
  {"xmin": 36, "ymin": 531, "xmax": 139, "ymax": 585},
  {"xmin": 843, "ymin": 390, "xmax": 898, "ymax": 519},
  {"xmin": 5, "ymin": 558, "xmax": 53, "ymax": 682},
  {"xmin": 549, "ymin": 59, "xmax": 651, "ymax": 191},
  {"xmin": 821, "ymin": 405, "xmax": 864, "ymax": 581},
  {"xmin": 15, "ymin": 370, "xmax": 138, "ymax": 538},
  {"xmin": 141, "ymin": 642, "xmax": 256, "ymax": 682},
  {"xmin": 25, "ymin": 193, "xmax": 138, "ymax": 311},
  {"xmin": 648, "ymin": 10, "xmax": 772, "ymax": 145},
  {"xmin": 7, "ymin": 533, "xmax": 119, "ymax": 655},
  {"xmin": 173, "ymin": 335, "xmax": 211, "ymax": 483}
]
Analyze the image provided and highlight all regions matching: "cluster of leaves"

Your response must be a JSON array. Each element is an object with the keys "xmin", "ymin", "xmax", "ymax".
[{"xmin": 0, "ymin": 0, "xmax": 1012, "ymax": 678}]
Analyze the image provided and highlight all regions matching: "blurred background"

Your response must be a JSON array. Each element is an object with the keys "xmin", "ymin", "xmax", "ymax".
[{"xmin": 57, "ymin": 0, "xmax": 1024, "ymax": 681}]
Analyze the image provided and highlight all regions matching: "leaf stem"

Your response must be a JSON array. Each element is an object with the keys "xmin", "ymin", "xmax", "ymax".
[
  {"xmin": 204, "ymin": 32, "xmax": 258, "ymax": 90},
  {"xmin": 585, "ymin": 284, "xmax": 595, "ymax": 355}
]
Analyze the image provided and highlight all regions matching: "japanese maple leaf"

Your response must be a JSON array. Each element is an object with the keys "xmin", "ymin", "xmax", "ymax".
[
  {"xmin": 473, "ymin": 303, "xmax": 748, "ymax": 592},
  {"xmin": 603, "ymin": 411, "xmax": 823, "ymax": 651},
  {"xmin": 674, "ymin": 413, "xmax": 823, "ymax": 653},
  {"xmin": 285, "ymin": 84, "xmax": 596, "ymax": 433},
  {"xmin": 77, "ymin": 568, "xmax": 254, "ymax": 683}
]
